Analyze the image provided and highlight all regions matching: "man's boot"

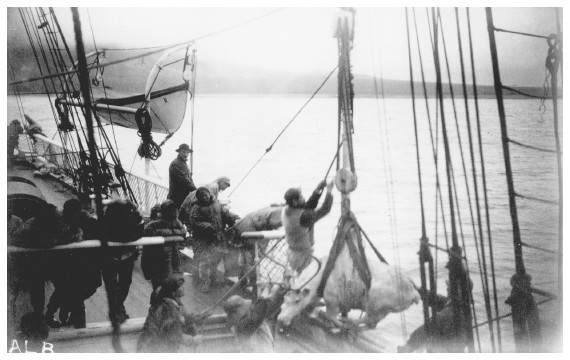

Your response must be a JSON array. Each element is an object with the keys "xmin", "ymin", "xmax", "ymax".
[{"xmin": 72, "ymin": 302, "xmax": 86, "ymax": 329}]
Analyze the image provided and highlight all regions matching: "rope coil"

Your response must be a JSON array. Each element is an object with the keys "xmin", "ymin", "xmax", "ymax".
[{"xmin": 135, "ymin": 108, "xmax": 162, "ymax": 160}]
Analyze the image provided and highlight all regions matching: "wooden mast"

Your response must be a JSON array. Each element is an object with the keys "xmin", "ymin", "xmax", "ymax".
[
  {"xmin": 71, "ymin": 6, "xmax": 126, "ymax": 352},
  {"xmin": 486, "ymin": 7, "xmax": 542, "ymax": 352},
  {"xmin": 334, "ymin": 8, "xmax": 357, "ymax": 213}
]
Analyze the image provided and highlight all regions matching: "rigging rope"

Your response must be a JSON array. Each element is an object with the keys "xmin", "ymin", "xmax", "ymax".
[
  {"xmin": 466, "ymin": 7, "xmax": 502, "ymax": 350},
  {"xmin": 415, "ymin": 8, "xmax": 451, "ymax": 271},
  {"xmin": 19, "ymin": 8, "xmax": 83, "ymax": 177},
  {"xmin": 438, "ymin": 12, "xmax": 485, "ymax": 339},
  {"xmin": 227, "ymin": 66, "xmax": 338, "ymax": 197},
  {"xmin": 520, "ymin": 242, "xmax": 557, "ymax": 255},
  {"xmin": 86, "ymin": 11, "xmax": 123, "ymax": 163},
  {"xmin": 8, "ymin": 65, "xmax": 36, "ymax": 155},
  {"xmin": 10, "ymin": 8, "xmax": 288, "ymax": 87},
  {"xmin": 515, "ymin": 192, "xmax": 558, "ymax": 205},
  {"xmin": 508, "ymin": 138, "xmax": 560, "ymax": 153},
  {"xmin": 493, "ymin": 27, "xmax": 549, "ymax": 40},
  {"xmin": 405, "ymin": 9, "xmax": 427, "ymax": 240},
  {"xmin": 367, "ymin": 11, "xmax": 407, "ymax": 338},
  {"xmin": 431, "ymin": 7, "xmax": 474, "ymax": 352},
  {"xmin": 503, "ymin": 85, "xmax": 545, "ymax": 99},
  {"xmin": 405, "ymin": 7, "xmax": 436, "ymax": 329}
]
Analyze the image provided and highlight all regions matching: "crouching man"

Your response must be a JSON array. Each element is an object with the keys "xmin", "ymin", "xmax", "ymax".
[
  {"xmin": 137, "ymin": 275, "xmax": 208, "ymax": 353},
  {"xmin": 223, "ymin": 283, "xmax": 286, "ymax": 353}
]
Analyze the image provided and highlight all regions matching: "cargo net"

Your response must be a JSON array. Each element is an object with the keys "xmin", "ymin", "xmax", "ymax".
[{"xmin": 257, "ymin": 238, "xmax": 288, "ymax": 286}]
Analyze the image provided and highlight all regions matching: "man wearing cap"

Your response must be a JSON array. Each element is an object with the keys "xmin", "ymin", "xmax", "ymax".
[
  {"xmin": 190, "ymin": 186, "xmax": 240, "ymax": 293},
  {"xmin": 223, "ymin": 283, "xmax": 286, "ymax": 353},
  {"xmin": 168, "ymin": 144, "xmax": 197, "ymax": 208},
  {"xmin": 282, "ymin": 180, "xmax": 334, "ymax": 274},
  {"xmin": 137, "ymin": 274, "xmax": 207, "ymax": 353},
  {"xmin": 179, "ymin": 176, "xmax": 231, "ymax": 226}
]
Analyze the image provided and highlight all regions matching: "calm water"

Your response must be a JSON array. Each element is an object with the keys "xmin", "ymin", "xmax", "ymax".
[{"xmin": 7, "ymin": 94, "xmax": 562, "ymax": 351}]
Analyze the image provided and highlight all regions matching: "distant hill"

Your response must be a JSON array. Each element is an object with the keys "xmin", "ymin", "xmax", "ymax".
[{"xmin": 7, "ymin": 44, "xmax": 552, "ymax": 98}]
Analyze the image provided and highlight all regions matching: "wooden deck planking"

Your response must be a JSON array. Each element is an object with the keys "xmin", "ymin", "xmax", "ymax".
[{"xmin": 7, "ymin": 163, "xmax": 562, "ymax": 352}]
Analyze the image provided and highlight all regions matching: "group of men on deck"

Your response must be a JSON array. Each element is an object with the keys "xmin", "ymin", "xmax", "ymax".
[
  {"xmin": 9, "ymin": 138, "xmax": 466, "ymax": 352},
  {"xmin": 162, "ymin": 143, "xmax": 335, "ymax": 352}
]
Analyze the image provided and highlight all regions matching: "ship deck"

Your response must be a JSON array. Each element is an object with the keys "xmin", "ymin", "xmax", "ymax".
[{"xmin": 7, "ymin": 160, "xmax": 562, "ymax": 353}]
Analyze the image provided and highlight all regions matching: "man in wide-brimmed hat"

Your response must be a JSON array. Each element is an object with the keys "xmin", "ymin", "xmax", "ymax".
[
  {"xmin": 223, "ymin": 283, "xmax": 286, "ymax": 353},
  {"xmin": 168, "ymin": 143, "xmax": 197, "ymax": 208},
  {"xmin": 137, "ymin": 274, "xmax": 208, "ymax": 353}
]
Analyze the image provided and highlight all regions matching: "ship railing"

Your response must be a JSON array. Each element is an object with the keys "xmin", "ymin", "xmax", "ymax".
[
  {"xmin": 242, "ymin": 230, "xmax": 288, "ymax": 290},
  {"xmin": 17, "ymin": 133, "xmax": 80, "ymax": 172},
  {"xmin": 7, "ymin": 235, "xmax": 184, "ymax": 253},
  {"xmin": 8, "ymin": 232, "xmax": 288, "ymax": 342},
  {"xmin": 107, "ymin": 163, "xmax": 169, "ymax": 211},
  {"xmin": 16, "ymin": 133, "xmax": 170, "ymax": 210},
  {"xmin": 8, "ymin": 228, "xmax": 288, "ymax": 293}
]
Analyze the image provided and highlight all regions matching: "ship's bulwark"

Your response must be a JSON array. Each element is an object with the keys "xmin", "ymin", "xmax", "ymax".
[{"xmin": 6, "ymin": 95, "xmax": 562, "ymax": 352}]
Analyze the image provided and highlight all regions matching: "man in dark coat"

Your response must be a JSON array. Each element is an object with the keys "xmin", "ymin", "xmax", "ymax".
[
  {"xmin": 142, "ymin": 200, "xmax": 186, "ymax": 292},
  {"xmin": 101, "ymin": 199, "xmax": 144, "ymax": 326},
  {"xmin": 190, "ymin": 187, "xmax": 239, "ymax": 293},
  {"xmin": 52, "ymin": 200, "xmax": 103, "ymax": 329},
  {"xmin": 168, "ymin": 144, "xmax": 197, "ymax": 208},
  {"xmin": 10, "ymin": 202, "xmax": 81, "ymax": 318}
]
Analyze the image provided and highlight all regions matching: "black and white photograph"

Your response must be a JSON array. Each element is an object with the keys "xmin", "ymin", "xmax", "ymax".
[{"xmin": 5, "ymin": 3, "xmax": 564, "ymax": 353}]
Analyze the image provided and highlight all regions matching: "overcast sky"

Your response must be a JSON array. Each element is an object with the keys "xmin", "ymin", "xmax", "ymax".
[{"xmin": 5, "ymin": 4, "xmax": 563, "ymax": 87}]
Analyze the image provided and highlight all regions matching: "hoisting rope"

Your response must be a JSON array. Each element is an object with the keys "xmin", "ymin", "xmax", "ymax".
[
  {"xmin": 316, "ymin": 212, "xmax": 371, "ymax": 298},
  {"xmin": 324, "ymin": 139, "xmax": 344, "ymax": 180},
  {"xmin": 227, "ymin": 66, "xmax": 338, "ymax": 197}
]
